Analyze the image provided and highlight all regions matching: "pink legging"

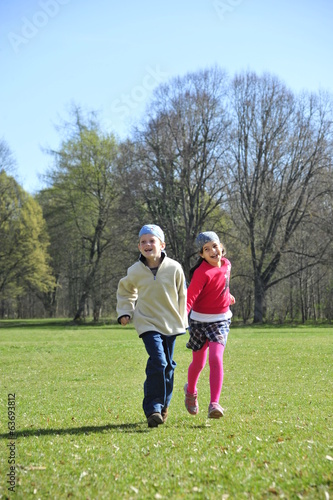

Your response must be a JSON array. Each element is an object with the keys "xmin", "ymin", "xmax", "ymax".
[{"xmin": 187, "ymin": 340, "xmax": 225, "ymax": 404}]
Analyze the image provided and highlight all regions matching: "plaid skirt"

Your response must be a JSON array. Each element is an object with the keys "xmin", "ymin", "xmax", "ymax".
[{"xmin": 186, "ymin": 318, "xmax": 231, "ymax": 351}]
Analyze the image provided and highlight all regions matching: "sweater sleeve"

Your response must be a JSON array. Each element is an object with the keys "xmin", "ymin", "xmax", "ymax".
[
  {"xmin": 116, "ymin": 271, "xmax": 138, "ymax": 320},
  {"xmin": 177, "ymin": 266, "xmax": 188, "ymax": 328},
  {"xmin": 186, "ymin": 267, "xmax": 206, "ymax": 315}
]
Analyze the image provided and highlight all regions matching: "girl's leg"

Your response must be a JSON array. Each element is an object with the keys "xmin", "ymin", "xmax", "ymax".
[
  {"xmin": 208, "ymin": 341, "xmax": 225, "ymax": 403},
  {"xmin": 187, "ymin": 340, "xmax": 209, "ymax": 394}
]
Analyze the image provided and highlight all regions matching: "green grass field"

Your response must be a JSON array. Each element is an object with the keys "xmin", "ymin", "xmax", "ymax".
[{"xmin": 0, "ymin": 321, "xmax": 332, "ymax": 499}]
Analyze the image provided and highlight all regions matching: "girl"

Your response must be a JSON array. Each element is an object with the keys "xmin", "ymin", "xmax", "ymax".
[{"xmin": 184, "ymin": 231, "xmax": 235, "ymax": 418}]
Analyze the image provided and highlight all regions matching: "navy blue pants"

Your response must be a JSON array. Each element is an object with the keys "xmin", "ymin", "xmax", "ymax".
[{"xmin": 141, "ymin": 331, "xmax": 177, "ymax": 418}]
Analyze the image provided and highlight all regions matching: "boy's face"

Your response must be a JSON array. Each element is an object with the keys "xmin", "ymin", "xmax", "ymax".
[{"xmin": 138, "ymin": 234, "xmax": 165, "ymax": 261}]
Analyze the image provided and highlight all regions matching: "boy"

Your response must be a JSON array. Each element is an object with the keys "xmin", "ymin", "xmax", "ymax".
[{"xmin": 117, "ymin": 224, "xmax": 187, "ymax": 427}]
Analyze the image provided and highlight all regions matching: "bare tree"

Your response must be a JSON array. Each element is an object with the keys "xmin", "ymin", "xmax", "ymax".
[
  {"xmin": 228, "ymin": 72, "xmax": 333, "ymax": 323},
  {"xmin": 132, "ymin": 67, "xmax": 232, "ymax": 276}
]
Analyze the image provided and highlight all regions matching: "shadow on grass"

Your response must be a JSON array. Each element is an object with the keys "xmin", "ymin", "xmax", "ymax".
[
  {"xmin": 0, "ymin": 422, "xmax": 150, "ymax": 438},
  {"xmin": 0, "ymin": 320, "xmax": 77, "ymax": 330},
  {"xmin": 0, "ymin": 319, "xmax": 120, "ymax": 329},
  {"xmin": 0, "ymin": 421, "xmax": 209, "ymax": 439}
]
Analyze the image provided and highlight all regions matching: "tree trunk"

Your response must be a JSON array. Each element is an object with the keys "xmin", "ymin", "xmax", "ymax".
[
  {"xmin": 35, "ymin": 276, "xmax": 59, "ymax": 318},
  {"xmin": 73, "ymin": 292, "xmax": 88, "ymax": 321},
  {"xmin": 93, "ymin": 303, "xmax": 101, "ymax": 322},
  {"xmin": 253, "ymin": 274, "xmax": 265, "ymax": 323}
]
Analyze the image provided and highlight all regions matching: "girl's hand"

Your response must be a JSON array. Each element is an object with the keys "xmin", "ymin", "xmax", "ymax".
[{"xmin": 230, "ymin": 294, "xmax": 236, "ymax": 305}]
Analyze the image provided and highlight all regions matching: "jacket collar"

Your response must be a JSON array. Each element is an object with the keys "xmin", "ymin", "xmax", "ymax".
[{"xmin": 139, "ymin": 250, "xmax": 166, "ymax": 265}]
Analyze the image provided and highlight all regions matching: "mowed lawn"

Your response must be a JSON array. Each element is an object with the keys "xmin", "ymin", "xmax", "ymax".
[{"xmin": 0, "ymin": 321, "xmax": 332, "ymax": 499}]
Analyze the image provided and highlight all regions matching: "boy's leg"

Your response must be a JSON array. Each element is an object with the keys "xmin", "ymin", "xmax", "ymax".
[
  {"xmin": 141, "ymin": 331, "xmax": 169, "ymax": 418},
  {"xmin": 163, "ymin": 335, "xmax": 177, "ymax": 411},
  {"xmin": 208, "ymin": 341, "xmax": 225, "ymax": 403}
]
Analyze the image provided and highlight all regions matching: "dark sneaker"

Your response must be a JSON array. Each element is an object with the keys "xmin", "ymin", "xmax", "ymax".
[
  {"xmin": 161, "ymin": 407, "xmax": 168, "ymax": 423},
  {"xmin": 147, "ymin": 412, "xmax": 164, "ymax": 428},
  {"xmin": 184, "ymin": 383, "xmax": 199, "ymax": 415},
  {"xmin": 208, "ymin": 402, "xmax": 224, "ymax": 419}
]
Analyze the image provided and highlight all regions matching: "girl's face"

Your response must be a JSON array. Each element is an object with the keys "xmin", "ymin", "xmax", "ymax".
[
  {"xmin": 138, "ymin": 234, "xmax": 165, "ymax": 261},
  {"xmin": 200, "ymin": 241, "xmax": 224, "ymax": 267}
]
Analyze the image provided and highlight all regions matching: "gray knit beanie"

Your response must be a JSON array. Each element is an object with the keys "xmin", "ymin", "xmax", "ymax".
[{"xmin": 195, "ymin": 231, "xmax": 220, "ymax": 251}]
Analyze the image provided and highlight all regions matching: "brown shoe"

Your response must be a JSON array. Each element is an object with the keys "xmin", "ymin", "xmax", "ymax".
[
  {"xmin": 147, "ymin": 412, "xmax": 164, "ymax": 428},
  {"xmin": 184, "ymin": 383, "xmax": 199, "ymax": 415},
  {"xmin": 161, "ymin": 407, "xmax": 168, "ymax": 423}
]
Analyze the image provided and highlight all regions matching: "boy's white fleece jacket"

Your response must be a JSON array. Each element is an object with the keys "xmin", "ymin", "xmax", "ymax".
[{"xmin": 117, "ymin": 256, "xmax": 188, "ymax": 336}]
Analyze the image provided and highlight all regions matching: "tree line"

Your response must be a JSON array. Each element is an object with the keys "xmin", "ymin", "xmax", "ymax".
[{"xmin": 1, "ymin": 67, "xmax": 332, "ymax": 323}]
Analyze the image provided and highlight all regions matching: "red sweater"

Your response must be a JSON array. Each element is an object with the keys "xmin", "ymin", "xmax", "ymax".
[{"xmin": 187, "ymin": 259, "xmax": 231, "ymax": 315}]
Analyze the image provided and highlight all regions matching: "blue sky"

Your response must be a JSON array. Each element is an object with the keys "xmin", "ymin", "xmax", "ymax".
[{"xmin": 1, "ymin": 0, "xmax": 332, "ymax": 193}]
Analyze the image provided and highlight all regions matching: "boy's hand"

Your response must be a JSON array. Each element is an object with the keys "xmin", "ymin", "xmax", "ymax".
[
  {"xmin": 230, "ymin": 294, "xmax": 236, "ymax": 305},
  {"xmin": 120, "ymin": 315, "xmax": 130, "ymax": 326}
]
